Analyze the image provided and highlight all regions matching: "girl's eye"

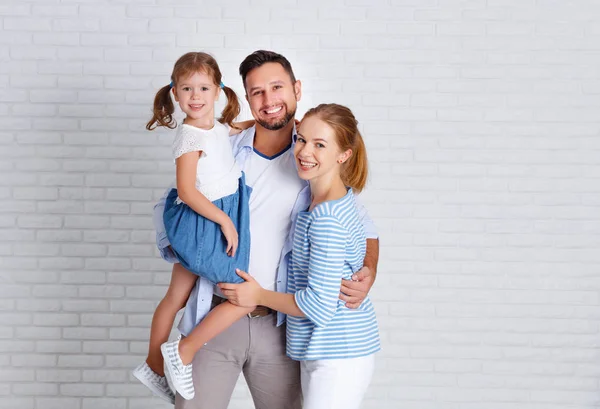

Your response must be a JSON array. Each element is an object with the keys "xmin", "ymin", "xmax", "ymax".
[
  {"xmin": 183, "ymin": 87, "xmax": 191, "ymax": 91},
  {"xmin": 202, "ymin": 87, "xmax": 209, "ymax": 91}
]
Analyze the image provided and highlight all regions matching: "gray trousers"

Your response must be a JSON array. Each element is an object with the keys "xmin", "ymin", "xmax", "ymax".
[{"xmin": 175, "ymin": 312, "xmax": 302, "ymax": 409}]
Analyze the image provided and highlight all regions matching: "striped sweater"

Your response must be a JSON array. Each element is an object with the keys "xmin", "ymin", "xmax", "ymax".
[{"xmin": 286, "ymin": 188, "xmax": 380, "ymax": 360}]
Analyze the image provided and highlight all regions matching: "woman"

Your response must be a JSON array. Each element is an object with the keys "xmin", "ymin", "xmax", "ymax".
[{"xmin": 220, "ymin": 103, "xmax": 380, "ymax": 409}]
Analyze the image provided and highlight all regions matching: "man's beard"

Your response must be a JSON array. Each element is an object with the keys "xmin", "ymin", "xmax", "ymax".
[{"xmin": 256, "ymin": 107, "xmax": 296, "ymax": 131}]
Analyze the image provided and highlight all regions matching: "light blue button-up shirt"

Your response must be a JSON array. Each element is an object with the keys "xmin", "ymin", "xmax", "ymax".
[{"xmin": 153, "ymin": 126, "xmax": 378, "ymax": 336}]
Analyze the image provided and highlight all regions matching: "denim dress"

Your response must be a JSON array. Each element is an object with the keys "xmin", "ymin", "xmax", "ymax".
[{"xmin": 161, "ymin": 122, "xmax": 251, "ymax": 285}]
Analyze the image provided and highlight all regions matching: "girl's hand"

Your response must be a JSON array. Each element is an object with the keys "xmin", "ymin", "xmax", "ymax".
[
  {"xmin": 220, "ymin": 217, "xmax": 239, "ymax": 257},
  {"xmin": 218, "ymin": 269, "xmax": 262, "ymax": 308},
  {"xmin": 229, "ymin": 120, "xmax": 255, "ymax": 135}
]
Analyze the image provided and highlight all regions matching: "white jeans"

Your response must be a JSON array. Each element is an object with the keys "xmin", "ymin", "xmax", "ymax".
[{"xmin": 300, "ymin": 354, "xmax": 375, "ymax": 409}]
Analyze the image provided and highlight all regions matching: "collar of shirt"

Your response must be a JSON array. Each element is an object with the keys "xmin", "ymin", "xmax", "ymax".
[{"xmin": 231, "ymin": 124, "xmax": 300, "ymax": 166}]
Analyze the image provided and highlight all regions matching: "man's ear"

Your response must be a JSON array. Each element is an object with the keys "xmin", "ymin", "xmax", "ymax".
[{"xmin": 294, "ymin": 80, "xmax": 302, "ymax": 102}]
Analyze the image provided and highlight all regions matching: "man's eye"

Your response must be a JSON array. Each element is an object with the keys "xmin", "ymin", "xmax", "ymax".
[{"xmin": 274, "ymin": 85, "xmax": 282, "ymax": 90}]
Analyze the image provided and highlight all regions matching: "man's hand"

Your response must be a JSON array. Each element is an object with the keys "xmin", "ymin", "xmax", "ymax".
[
  {"xmin": 218, "ymin": 269, "xmax": 261, "ymax": 308},
  {"xmin": 340, "ymin": 266, "xmax": 374, "ymax": 309}
]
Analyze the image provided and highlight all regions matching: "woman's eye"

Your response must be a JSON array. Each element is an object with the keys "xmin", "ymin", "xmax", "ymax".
[{"xmin": 316, "ymin": 143, "xmax": 325, "ymax": 148}]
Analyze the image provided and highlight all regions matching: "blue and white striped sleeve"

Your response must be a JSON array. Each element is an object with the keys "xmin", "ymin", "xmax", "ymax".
[
  {"xmin": 354, "ymin": 196, "xmax": 378, "ymax": 240},
  {"xmin": 294, "ymin": 215, "xmax": 347, "ymax": 328}
]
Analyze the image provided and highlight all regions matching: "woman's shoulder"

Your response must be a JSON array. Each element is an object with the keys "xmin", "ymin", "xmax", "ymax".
[{"xmin": 311, "ymin": 189, "xmax": 357, "ymax": 219}]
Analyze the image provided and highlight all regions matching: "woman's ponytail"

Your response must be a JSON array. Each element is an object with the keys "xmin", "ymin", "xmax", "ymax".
[
  {"xmin": 146, "ymin": 83, "xmax": 176, "ymax": 130},
  {"xmin": 342, "ymin": 129, "xmax": 368, "ymax": 193}
]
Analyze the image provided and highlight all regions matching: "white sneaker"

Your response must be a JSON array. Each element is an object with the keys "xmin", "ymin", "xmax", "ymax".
[
  {"xmin": 161, "ymin": 335, "xmax": 195, "ymax": 400},
  {"xmin": 132, "ymin": 362, "xmax": 175, "ymax": 404}
]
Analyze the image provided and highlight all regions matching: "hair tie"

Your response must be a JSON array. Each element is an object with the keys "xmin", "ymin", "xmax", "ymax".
[
  {"xmin": 169, "ymin": 81, "xmax": 174, "ymax": 89},
  {"xmin": 219, "ymin": 81, "xmax": 225, "ymax": 89}
]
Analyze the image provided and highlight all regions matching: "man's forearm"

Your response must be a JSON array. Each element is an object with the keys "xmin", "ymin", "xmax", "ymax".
[{"xmin": 364, "ymin": 238, "xmax": 380, "ymax": 281}]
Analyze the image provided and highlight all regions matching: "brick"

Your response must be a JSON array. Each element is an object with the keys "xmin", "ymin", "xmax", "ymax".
[
  {"xmin": 57, "ymin": 355, "xmax": 104, "ymax": 368},
  {"xmin": 82, "ymin": 398, "xmax": 126, "ymax": 409},
  {"xmin": 12, "ymin": 354, "xmax": 57, "ymax": 367},
  {"xmin": 81, "ymin": 314, "xmax": 125, "ymax": 327},
  {"xmin": 0, "ymin": 398, "xmax": 34, "ymax": 409},
  {"xmin": 36, "ymin": 369, "xmax": 80, "ymax": 382},
  {"xmin": 82, "ymin": 370, "xmax": 126, "ymax": 383},
  {"xmin": 63, "ymin": 328, "xmax": 108, "ymax": 340},
  {"xmin": 59, "ymin": 383, "xmax": 104, "ymax": 397}
]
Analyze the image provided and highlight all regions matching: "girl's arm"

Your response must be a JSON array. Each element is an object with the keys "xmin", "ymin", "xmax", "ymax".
[
  {"xmin": 229, "ymin": 120, "xmax": 255, "ymax": 135},
  {"xmin": 176, "ymin": 151, "xmax": 238, "ymax": 255},
  {"xmin": 176, "ymin": 151, "xmax": 228, "ymax": 225}
]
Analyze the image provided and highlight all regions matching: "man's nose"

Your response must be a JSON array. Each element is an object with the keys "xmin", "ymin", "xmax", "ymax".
[{"xmin": 263, "ymin": 89, "xmax": 276, "ymax": 105}]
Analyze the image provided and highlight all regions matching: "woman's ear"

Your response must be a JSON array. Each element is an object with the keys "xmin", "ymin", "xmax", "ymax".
[{"xmin": 339, "ymin": 149, "xmax": 352, "ymax": 164}]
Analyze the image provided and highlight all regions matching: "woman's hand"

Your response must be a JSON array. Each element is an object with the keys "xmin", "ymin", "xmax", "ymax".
[
  {"xmin": 219, "ymin": 217, "xmax": 239, "ymax": 257},
  {"xmin": 219, "ymin": 269, "xmax": 262, "ymax": 308}
]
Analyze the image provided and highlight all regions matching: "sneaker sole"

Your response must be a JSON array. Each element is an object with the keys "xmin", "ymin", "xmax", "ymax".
[
  {"xmin": 132, "ymin": 366, "xmax": 175, "ymax": 405},
  {"xmin": 160, "ymin": 343, "xmax": 195, "ymax": 400}
]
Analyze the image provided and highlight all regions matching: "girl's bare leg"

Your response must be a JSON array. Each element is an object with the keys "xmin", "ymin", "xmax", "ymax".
[
  {"xmin": 146, "ymin": 263, "xmax": 197, "ymax": 375},
  {"xmin": 178, "ymin": 301, "xmax": 254, "ymax": 365}
]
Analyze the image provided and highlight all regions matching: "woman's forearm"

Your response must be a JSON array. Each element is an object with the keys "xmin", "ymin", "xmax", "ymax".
[{"xmin": 259, "ymin": 289, "xmax": 305, "ymax": 317}]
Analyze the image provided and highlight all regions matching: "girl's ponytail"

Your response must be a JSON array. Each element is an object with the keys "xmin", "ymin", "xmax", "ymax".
[
  {"xmin": 218, "ymin": 85, "xmax": 241, "ymax": 129},
  {"xmin": 146, "ymin": 83, "xmax": 176, "ymax": 130}
]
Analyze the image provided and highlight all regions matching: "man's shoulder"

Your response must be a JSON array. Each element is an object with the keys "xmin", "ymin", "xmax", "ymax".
[{"xmin": 229, "ymin": 126, "xmax": 255, "ymax": 152}]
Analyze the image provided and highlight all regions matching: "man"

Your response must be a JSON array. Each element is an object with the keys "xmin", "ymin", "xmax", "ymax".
[{"xmin": 155, "ymin": 50, "xmax": 379, "ymax": 409}]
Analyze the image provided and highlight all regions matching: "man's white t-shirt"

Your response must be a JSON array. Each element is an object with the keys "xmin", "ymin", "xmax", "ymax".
[{"xmin": 243, "ymin": 146, "xmax": 305, "ymax": 290}]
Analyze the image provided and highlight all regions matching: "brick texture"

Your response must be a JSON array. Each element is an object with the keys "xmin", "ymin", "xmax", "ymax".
[{"xmin": 1, "ymin": 1, "xmax": 600, "ymax": 408}]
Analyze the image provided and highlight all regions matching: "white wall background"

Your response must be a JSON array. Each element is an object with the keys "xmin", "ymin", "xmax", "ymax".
[{"xmin": 1, "ymin": 0, "xmax": 600, "ymax": 408}]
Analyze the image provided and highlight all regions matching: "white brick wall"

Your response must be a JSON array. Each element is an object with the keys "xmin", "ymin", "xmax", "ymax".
[{"xmin": 1, "ymin": 1, "xmax": 600, "ymax": 408}]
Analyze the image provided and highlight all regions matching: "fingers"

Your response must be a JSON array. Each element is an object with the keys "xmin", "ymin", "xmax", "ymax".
[
  {"xmin": 235, "ymin": 269, "xmax": 252, "ymax": 281},
  {"xmin": 231, "ymin": 236, "xmax": 238, "ymax": 257},
  {"xmin": 352, "ymin": 267, "xmax": 372, "ymax": 281},
  {"xmin": 339, "ymin": 292, "xmax": 361, "ymax": 303},
  {"xmin": 341, "ymin": 280, "xmax": 366, "ymax": 296},
  {"xmin": 218, "ymin": 283, "xmax": 237, "ymax": 291},
  {"xmin": 225, "ymin": 237, "xmax": 233, "ymax": 256}
]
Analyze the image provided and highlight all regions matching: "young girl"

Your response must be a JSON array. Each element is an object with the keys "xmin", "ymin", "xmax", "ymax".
[
  {"xmin": 132, "ymin": 52, "xmax": 255, "ymax": 403},
  {"xmin": 220, "ymin": 104, "xmax": 381, "ymax": 409}
]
